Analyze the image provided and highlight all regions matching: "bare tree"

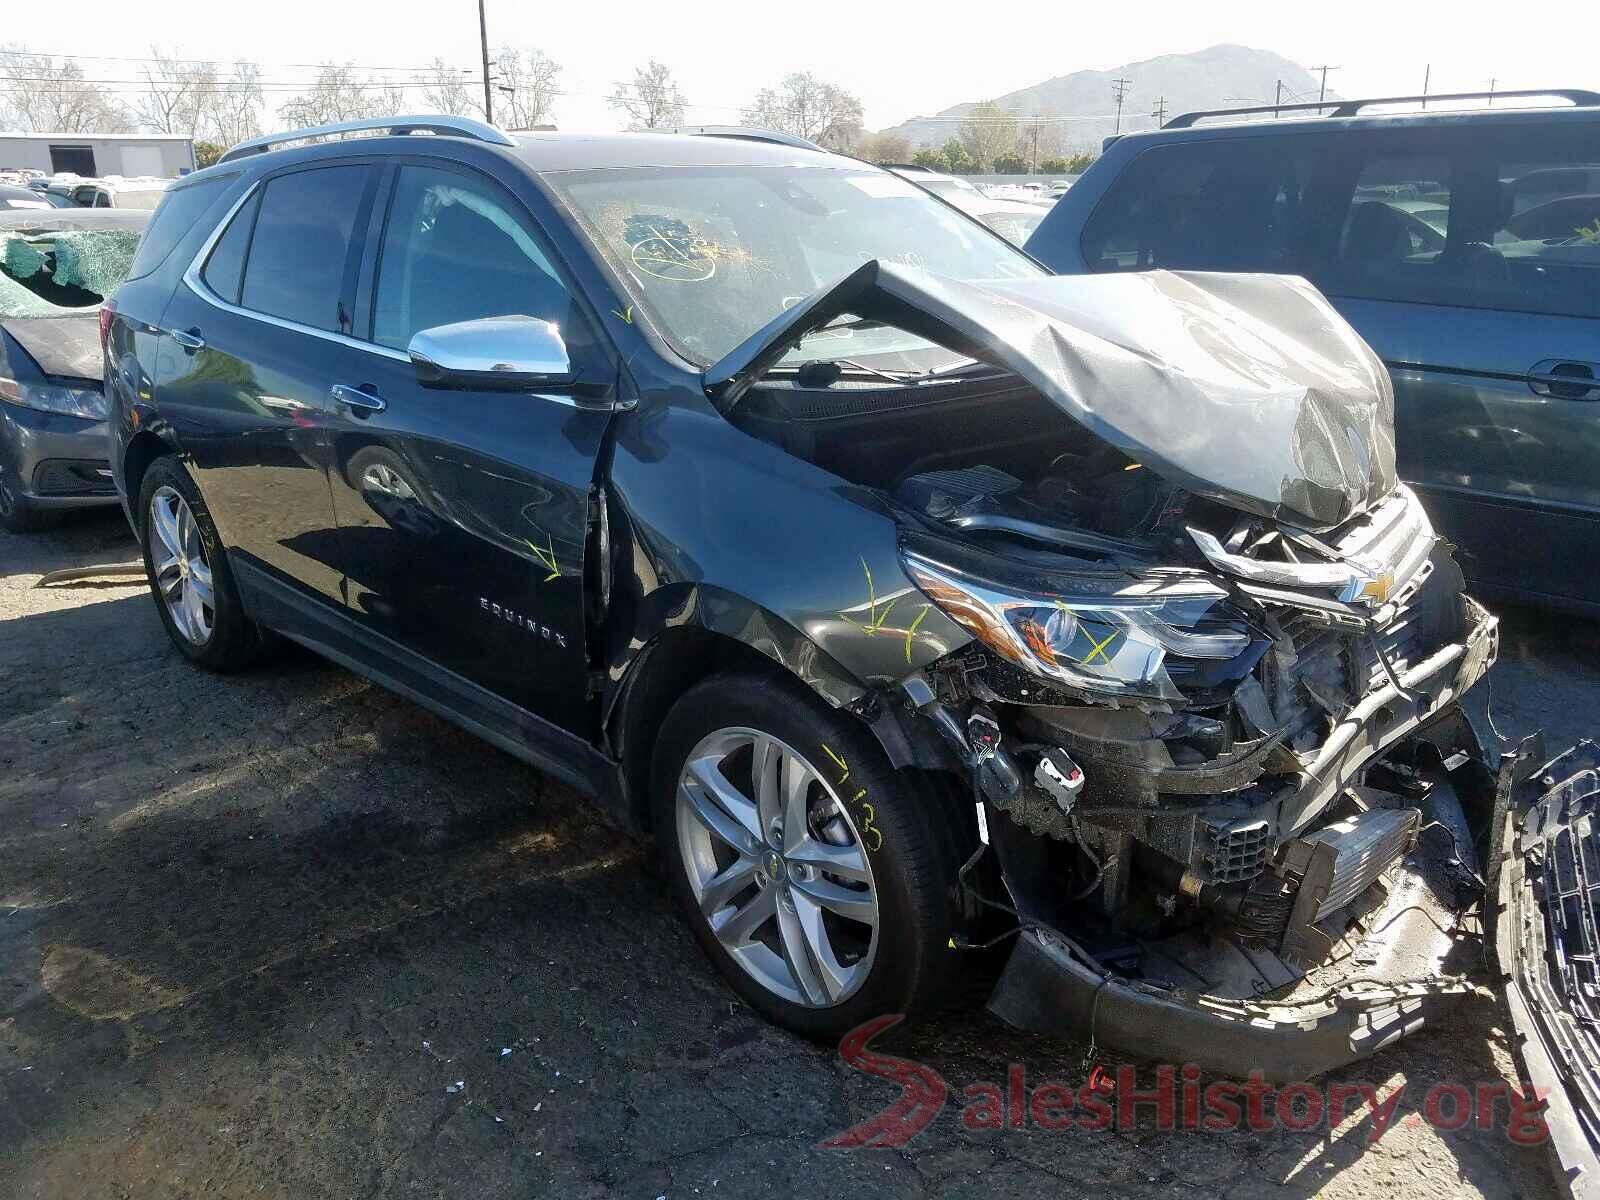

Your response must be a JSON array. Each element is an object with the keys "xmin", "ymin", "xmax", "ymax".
[
  {"xmin": 277, "ymin": 63, "xmax": 406, "ymax": 129},
  {"xmin": 207, "ymin": 61, "xmax": 264, "ymax": 148},
  {"xmin": 0, "ymin": 47, "xmax": 128, "ymax": 133},
  {"xmin": 607, "ymin": 60, "xmax": 685, "ymax": 130},
  {"xmin": 135, "ymin": 48, "xmax": 216, "ymax": 137},
  {"xmin": 742, "ymin": 73, "xmax": 864, "ymax": 150},
  {"xmin": 422, "ymin": 58, "xmax": 478, "ymax": 118},
  {"xmin": 958, "ymin": 101, "xmax": 1018, "ymax": 172},
  {"xmin": 854, "ymin": 131, "xmax": 910, "ymax": 164},
  {"xmin": 493, "ymin": 46, "xmax": 560, "ymax": 129}
]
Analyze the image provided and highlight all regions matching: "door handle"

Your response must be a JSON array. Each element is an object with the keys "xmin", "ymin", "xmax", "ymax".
[
  {"xmin": 168, "ymin": 327, "xmax": 205, "ymax": 351},
  {"xmin": 1527, "ymin": 360, "xmax": 1600, "ymax": 399},
  {"xmin": 330, "ymin": 383, "xmax": 386, "ymax": 413}
]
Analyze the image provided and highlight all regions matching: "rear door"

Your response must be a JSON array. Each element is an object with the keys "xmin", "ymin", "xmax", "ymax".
[
  {"xmin": 155, "ymin": 162, "xmax": 377, "ymax": 604},
  {"xmin": 1309, "ymin": 120, "xmax": 1600, "ymax": 608},
  {"xmin": 322, "ymin": 158, "xmax": 616, "ymax": 735}
]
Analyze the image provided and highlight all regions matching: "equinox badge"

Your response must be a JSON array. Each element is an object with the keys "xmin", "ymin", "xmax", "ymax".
[{"xmin": 480, "ymin": 597, "xmax": 568, "ymax": 649}]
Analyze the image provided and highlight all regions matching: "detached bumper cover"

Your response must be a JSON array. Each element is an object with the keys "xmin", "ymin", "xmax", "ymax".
[
  {"xmin": 1495, "ymin": 739, "xmax": 1600, "ymax": 1199},
  {"xmin": 988, "ymin": 602, "xmax": 1500, "ymax": 1081}
]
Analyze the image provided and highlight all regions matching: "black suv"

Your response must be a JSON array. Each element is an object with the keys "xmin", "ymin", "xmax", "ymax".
[
  {"xmin": 109, "ymin": 116, "xmax": 1508, "ymax": 1078},
  {"xmin": 1026, "ymin": 90, "xmax": 1600, "ymax": 616}
]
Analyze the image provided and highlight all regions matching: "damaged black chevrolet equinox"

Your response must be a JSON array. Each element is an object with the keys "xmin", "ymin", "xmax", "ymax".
[{"xmin": 108, "ymin": 116, "xmax": 1510, "ymax": 1079}]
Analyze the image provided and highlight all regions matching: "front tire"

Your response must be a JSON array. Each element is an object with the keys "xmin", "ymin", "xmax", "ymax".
[
  {"xmin": 653, "ymin": 671, "xmax": 959, "ymax": 1039},
  {"xmin": 137, "ymin": 455, "xmax": 262, "ymax": 671}
]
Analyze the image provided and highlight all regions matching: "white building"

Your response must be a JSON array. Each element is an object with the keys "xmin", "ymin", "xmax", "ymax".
[{"xmin": 0, "ymin": 134, "xmax": 195, "ymax": 179}]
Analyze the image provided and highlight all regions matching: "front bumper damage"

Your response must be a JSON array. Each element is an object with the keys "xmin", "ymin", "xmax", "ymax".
[
  {"xmin": 979, "ymin": 595, "xmax": 1501, "ymax": 1081},
  {"xmin": 1494, "ymin": 738, "xmax": 1600, "ymax": 1198}
]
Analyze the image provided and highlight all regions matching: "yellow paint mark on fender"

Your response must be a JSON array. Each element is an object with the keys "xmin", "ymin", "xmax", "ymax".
[
  {"xmin": 904, "ymin": 604, "xmax": 931, "ymax": 663},
  {"xmin": 525, "ymin": 535, "xmax": 560, "ymax": 583},
  {"xmin": 611, "ymin": 304, "xmax": 633, "ymax": 324}
]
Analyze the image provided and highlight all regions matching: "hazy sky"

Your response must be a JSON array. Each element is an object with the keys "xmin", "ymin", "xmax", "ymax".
[{"xmin": 3, "ymin": 0, "xmax": 1591, "ymax": 133}]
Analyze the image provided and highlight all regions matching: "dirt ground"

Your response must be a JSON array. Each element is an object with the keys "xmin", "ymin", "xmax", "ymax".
[{"xmin": 3, "ymin": 509, "xmax": 1592, "ymax": 1199}]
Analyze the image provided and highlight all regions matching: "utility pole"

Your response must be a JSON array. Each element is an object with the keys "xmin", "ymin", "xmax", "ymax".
[
  {"xmin": 1421, "ymin": 63, "xmax": 1430, "ymax": 109},
  {"xmin": 1488, "ymin": 77, "xmax": 1497, "ymax": 106},
  {"xmin": 1310, "ymin": 64, "xmax": 1338, "ymax": 113},
  {"xmin": 1029, "ymin": 124, "xmax": 1039, "ymax": 174},
  {"xmin": 1274, "ymin": 79, "xmax": 1283, "ymax": 118},
  {"xmin": 478, "ymin": 0, "xmax": 493, "ymax": 123},
  {"xmin": 1151, "ymin": 96, "xmax": 1167, "ymax": 125},
  {"xmin": 1111, "ymin": 77, "xmax": 1132, "ymax": 133}
]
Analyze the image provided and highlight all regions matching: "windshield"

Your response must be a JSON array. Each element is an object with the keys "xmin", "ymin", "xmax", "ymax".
[{"xmin": 549, "ymin": 163, "xmax": 1042, "ymax": 366}]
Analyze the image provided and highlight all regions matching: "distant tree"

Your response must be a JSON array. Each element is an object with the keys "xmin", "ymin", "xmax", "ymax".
[
  {"xmin": 422, "ymin": 58, "xmax": 478, "ymax": 118},
  {"xmin": 940, "ymin": 138, "xmax": 974, "ymax": 174},
  {"xmin": 958, "ymin": 101, "xmax": 1017, "ymax": 172},
  {"xmin": 992, "ymin": 153, "xmax": 1027, "ymax": 174},
  {"xmin": 0, "ymin": 47, "xmax": 128, "ymax": 132},
  {"xmin": 194, "ymin": 140, "xmax": 225, "ymax": 169},
  {"xmin": 134, "ymin": 48, "xmax": 215, "ymax": 137},
  {"xmin": 1066, "ymin": 151, "xmax": 1096, "ymax": 173},
  {"xmin": 277, "ymin": 63, "xmax": 404, "ymax": 129},
  {"xmin": 206, "ymin": 61, "xmax": 264, "ymax": 148},
  {"xmin": 854, "ymin": 131, "xmax": 910, "ymax": 164},
  {"xmin": 608, "ymin": 60, "xmax": 686, "ymax": 130},
  {"xmin": 493, "ymin": 46, "xmax": 560, "ymax": 129},
  {"xmin": 1016, "ymin": 113, "xmax": 1065, "ymax": 170},
  {"xmin": 743, "ymin": 73, "xmax": 864, "ymax": 150},
  {"xmin": 910, "ymin": 148, "xmax": 945, "ymax": 169},
  {"xmin": 1037, "ymin": 156, "xmax": 1069, "ymax": 174}
]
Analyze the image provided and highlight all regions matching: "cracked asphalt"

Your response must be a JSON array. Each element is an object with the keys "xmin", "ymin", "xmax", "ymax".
[{"xmin": 4, "ymin": 509, "xmax": 1593, "ymax": 1199}]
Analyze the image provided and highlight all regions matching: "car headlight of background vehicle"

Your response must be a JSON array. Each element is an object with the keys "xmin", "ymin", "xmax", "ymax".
[
  {"xmin": 903, "ymin": 551, "xmax": 1257, "ymax": 701},
  {"xmin": 0, "ymin": 335, "xmax": 107, "ymax": 420}
]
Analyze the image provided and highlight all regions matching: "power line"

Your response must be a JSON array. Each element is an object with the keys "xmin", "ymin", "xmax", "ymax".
[{"xmin": 1309, "ymin": 64, "xmax": 1339, "ymax": 113}]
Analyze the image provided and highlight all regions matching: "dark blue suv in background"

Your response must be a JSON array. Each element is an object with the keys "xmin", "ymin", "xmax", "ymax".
[{"xmin": 1026, "ymin": 89, "xmax": 1600, "ymax": 616}]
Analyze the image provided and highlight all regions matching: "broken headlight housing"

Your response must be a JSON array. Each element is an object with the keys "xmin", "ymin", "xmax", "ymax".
[{"xmin": 903, "ymin": 551, "xmax": 1256, "ymax": 701}]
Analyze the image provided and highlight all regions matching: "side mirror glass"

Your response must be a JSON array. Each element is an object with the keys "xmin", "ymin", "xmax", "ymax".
[{"xmin": 407, "ymin": 315, "xmax": 572, "ymax": 390}]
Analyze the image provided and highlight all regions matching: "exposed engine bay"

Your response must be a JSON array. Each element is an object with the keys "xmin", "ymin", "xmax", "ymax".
[{"xmin": 723, "ymin": 265, "xmax": 1508, "ymax": 1077}]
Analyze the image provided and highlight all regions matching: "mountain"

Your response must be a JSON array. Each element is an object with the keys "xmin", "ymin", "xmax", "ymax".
[{"xmin": 878, "ymin": 45, "xmax": 1339, "ymax": 155}]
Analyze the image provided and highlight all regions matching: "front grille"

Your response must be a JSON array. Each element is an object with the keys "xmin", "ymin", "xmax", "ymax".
[
  {"xmin": 1265, "ymin": 553, "xmax": 1454, "ymax": 748},
  {"xmin": 32, "ymin": 458, "xmax": 114, "ymax": 496},
  {"xmin": 1204, "ymin": 817, "xmax": 1273, "ymax": 883}
]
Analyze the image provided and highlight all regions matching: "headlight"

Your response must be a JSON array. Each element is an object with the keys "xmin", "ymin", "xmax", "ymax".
[
  {"xmin": 0, "ymin": 375, "xmax": 107, "ymax": 419},
  {"xmin": 903, "ymin": 551, "xmax": 1255, "ymax": 701}
]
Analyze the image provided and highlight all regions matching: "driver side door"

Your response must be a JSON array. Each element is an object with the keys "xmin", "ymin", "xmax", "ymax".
[{"xmin": 324, "ymin": 159, "xmax": 618, "ymax": 736}]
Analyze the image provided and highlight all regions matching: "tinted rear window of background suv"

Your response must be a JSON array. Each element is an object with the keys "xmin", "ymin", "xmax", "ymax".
[{"xmin": 125, "ymin": 174, "xmax": 234, "ymax": 280}]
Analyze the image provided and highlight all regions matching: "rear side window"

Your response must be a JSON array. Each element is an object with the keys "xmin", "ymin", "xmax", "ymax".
[
  {"xmin": 240, "ymin": 166, "xmax": 369, "ymax": 332},
  {"xmin": 125, "ymin": 175, "xmax": 233, "ymax": 279},
  {"xmin": 1315, "ymin": 125, "xmax": 1600, "ymax": 319},
  {"xmin": 200, "ymin": 190, "xmax": 260, "ymax": 305},
  {"xmin": 1080, "ymin": 138, "xmax": 1317, "ymax": 273}
]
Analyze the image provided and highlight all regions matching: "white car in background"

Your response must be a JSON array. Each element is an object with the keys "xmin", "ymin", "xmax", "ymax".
[{"xmin": 886, "ymin": 165, "xmax": 1052, "ymax": 246}]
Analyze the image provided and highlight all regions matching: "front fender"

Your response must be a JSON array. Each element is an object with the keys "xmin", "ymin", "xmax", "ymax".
[{"xmin": 601, "ymin": 397, "xmax": 972, "ymax": 710}]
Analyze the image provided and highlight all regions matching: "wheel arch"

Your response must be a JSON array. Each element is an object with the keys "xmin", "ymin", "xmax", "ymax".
[{"xmin": 121, "ymin": 427, "xmax": 179, "ymax": 520}]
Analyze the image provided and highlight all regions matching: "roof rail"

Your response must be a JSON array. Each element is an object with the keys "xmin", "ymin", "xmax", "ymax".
[
  {"xmin": 218, "ymin": 115, "xmax": 516, "ymax": 164},
  {"xmin": 1165, "ymin": 88, "xmax": 1600, "ymax": 128},
  {"xmin": 672, "ymin": 125, "xmax": 827, "ymax": 152}
]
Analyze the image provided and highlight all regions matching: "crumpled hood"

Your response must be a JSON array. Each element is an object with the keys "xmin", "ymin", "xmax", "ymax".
[
  {"xmin": 706, "ymin": 262, "xmax": 1397, "ymax": 532},
  {"xmin": 1, "ymin": 315, "xmax": 103, "ymax": 382}
]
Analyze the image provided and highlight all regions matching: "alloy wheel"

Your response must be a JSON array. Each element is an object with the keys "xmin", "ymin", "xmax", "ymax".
[
  {"xmin": 675, "ymin": 727, "xmax": 879, "ymax": 1007},
  {"xmin": 149, "ymin": 485, "xmax": 215, "ymax": 646}
]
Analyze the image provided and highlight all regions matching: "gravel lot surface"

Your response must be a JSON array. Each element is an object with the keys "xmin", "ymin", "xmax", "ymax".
[{"xmin": 4, "ymin": 509, "xmax": 1592, "ymax": 1199}]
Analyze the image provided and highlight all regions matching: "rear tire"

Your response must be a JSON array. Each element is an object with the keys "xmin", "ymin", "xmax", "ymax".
[
  {"xmin": 653, "ymin": 670, "xmax": 960, "ymax": 1039},
  {"xmin": 137, "ymin": 455, "xmax": 263, "ymax": 671}
]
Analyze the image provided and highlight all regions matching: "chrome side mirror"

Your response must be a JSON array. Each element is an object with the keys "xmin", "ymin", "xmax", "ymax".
[{"xmin": 407, "ymin": 315, "xmax": 572, "ymax": 390}]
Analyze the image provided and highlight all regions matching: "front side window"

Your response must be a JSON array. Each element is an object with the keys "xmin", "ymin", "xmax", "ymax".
[
  {"xmin": 548, "ymin": 164, "xmax": 1040, "ymax": 365},
  {"xmin": 1078, "ymin": 137, "xmax": 1317, "ymax": 274},
  {"xmin": 370, "ymin": 165, "xmax": 577, "ymax": 351},
  {"xmin": 239, "ymin": 165, "xmax": 369, "ymax": 332}
]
